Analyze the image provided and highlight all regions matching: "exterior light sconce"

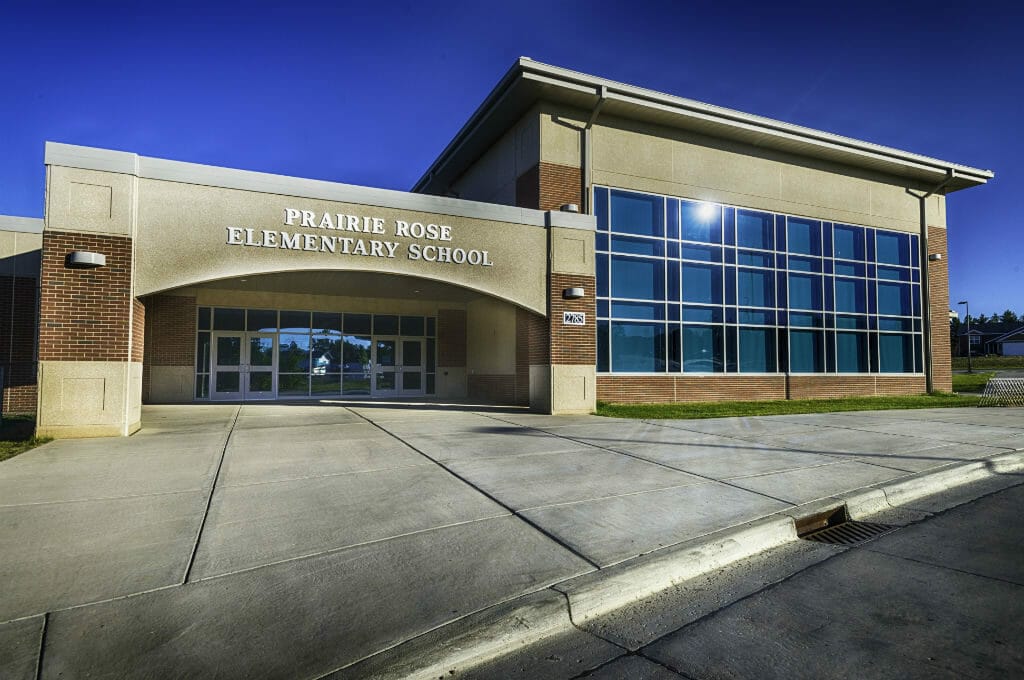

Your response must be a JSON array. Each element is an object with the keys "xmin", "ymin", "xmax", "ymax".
[
  {"xmin": 563, "ymin": 287, "xmax": 585, "ymax": 299},
  {"xmin": 928, "ymin": 253, "xmax": 942, "ymax": 261},
  {"xmin": 560, "ymin": 203, "xmax": 580, "ymax": 213},
  {"xmin": 67, "ymin": 251, "xmax": 106, "ymax": 268}
]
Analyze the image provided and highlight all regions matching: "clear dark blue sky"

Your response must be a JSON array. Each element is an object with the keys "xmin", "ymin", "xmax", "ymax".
[{"xmin": 2, "ymin": 0, "xmax": 1021, "ymax": 316}]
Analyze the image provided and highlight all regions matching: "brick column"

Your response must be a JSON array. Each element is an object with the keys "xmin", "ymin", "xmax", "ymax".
[
  {"xmin": 141, "ymin": 294, "xmax": 196, "ymax": 403},
  {"xmin": 928, "ymin": 226, "xmax": 952, "ymax": 393}
]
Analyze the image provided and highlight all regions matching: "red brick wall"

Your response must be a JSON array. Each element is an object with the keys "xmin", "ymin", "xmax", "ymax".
[
  {"xmin": 1, "ymin": 274, "xmax": 39, "ymax": 413},
  {"xmin": 437, "ymin": 308, "xmax": 466, "ymax": 367},
  {"xmin": 788, "ymin": 375, "xmax": 926, "ymax": 399},
  {"xmin": 597, "ymin": 375, "xmax": 787, "ymax": 403},
  {"xmin": 142, "ymin": 295, "xmax": 195, "ymax": 366},
  {"xmin": 516, "ymin": 162, "xmax": 582, "ymax": 211},
  {"xmin": 39, "ymin": 230, "xmax": 134, "ymax": 362},
  {"xmin": 928, "ymin": 226, "xmax": 951, "ymax": 392},
  {"xmin": 550, "ymin": 273, "xmax": 596, "ymax": 365},
  {"xmin": 131, "ymin": 299, "xmax": 145, "ymax": 363},
  {"xmin": 468, "ymin": 374, "xmax": 515, "ymax": 404},
  {"xmin": 514, "ymin": 308, "xmax": 546, "ymax": 405}
]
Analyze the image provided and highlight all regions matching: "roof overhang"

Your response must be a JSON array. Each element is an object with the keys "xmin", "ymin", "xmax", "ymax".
[{"xmin": 414, "ymin": 58, "xmax": 993, "ymax": 195}]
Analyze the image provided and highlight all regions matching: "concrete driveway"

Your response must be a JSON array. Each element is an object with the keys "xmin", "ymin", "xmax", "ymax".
[{"xmin": 2, "ymin": 402, "xmax": 1023, "ymax": 678}]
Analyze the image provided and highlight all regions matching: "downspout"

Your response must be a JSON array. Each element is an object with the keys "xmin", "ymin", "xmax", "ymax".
[
  {"xmin": 914, "ymin": 168, "xmax": 955, "ymax": 394},
  {"xmin": 581, "ymin": 85, "xmax": 608, "ymax": 213}
]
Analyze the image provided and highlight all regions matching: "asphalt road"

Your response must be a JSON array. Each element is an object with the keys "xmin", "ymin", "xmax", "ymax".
[{"xmin": 461, "ymin": 478, "xmax": 1024, "ymax": 679}]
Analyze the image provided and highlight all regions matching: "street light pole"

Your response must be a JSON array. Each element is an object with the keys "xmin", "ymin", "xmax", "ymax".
[{"xmin": 958, "ymin": 300, "xmax": 972, "ymax": 374}]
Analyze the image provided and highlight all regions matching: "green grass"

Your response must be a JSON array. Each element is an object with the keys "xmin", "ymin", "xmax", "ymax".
[
  {"xmin": 0, "ymin": 415, "xmax": 51, "ymax": 462},
  {"xmin": 595, "ymin": 392, "xmax": 981, "ymax": 420},
  {"xmin": 951, "ymin": 372, "xmax": 995, "ymax": 393},
  {"xmin": 952, "ymin": 356, "xmax": 1024, "ymax": 370}
]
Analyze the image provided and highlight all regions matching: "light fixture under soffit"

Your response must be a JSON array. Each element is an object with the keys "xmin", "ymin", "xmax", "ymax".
[
  {"xmin": 67, "ymin": 251, "xmax": 106, "ymax": 268},
  {"xmin": 928, "ymin": 253, "xmax": 942, "ymax": 261},
  {"xmin": 563, "ymin": 287, "xmax": 585, "ymax": 299}
]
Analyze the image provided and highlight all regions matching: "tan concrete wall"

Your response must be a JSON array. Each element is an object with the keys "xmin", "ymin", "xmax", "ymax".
[
  {"xmin": 133, "ymin": 178, "xmax": 548, "ymax": 315},
  {"xmin": 466, "ymin": 297, "xmax": 516, "ymax": 375},
  {"xmin": 585, "ymin": 114, "xmax": 944, "ymax": 233},
  {"xmin": 45, "ymin": 166, "xmax": 137, "ymax": 237},
  {"xmin": 451, "ymin": 106, "xmax": 541, "ymax": 205},
  {"xmin": 539, "ymin": 104, "xmax": 584, "ymax": 168},
  {"xmin": 0, "ymin": 230, "xmax": 42, "ymax": 256},
  {"xmin": 37, "ymin": 361, "xmax": 142, "ymax": 437},
  {"xmin": 550, "ymin": 364, "xmax": 595, "ymax": 414}
]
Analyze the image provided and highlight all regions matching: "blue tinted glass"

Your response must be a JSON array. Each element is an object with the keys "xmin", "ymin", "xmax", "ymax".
[
  {"xmin": 738, "ymin": 327, "xmax": 775, "ymax": 372},
  {"xmin": 878, "ymin": 282, "xmax": 912, "ymax": 316},
  {"xmin": 594, "ymin": 187, "xmax": 609, "ymax": 231},
  {"xmin": 739, "ymin": 309, "xmax": 774, "ymax": 325},
  {"xmin": 667, "ymin": 199, "xmax": 679, "ymax": 240},
  {"xmin": 611, "ymin": 301, "xmax": 664, "ymax": 320},
  {"xmin": 682, "ymin": 325, "xmax": 723, "ymax": 372},
  {"xmin": 667, "ymin": 261, "xmax": 680, "ymax": 301},
  {"xmin": 611, "ymin": 235, "xmax": 664, "ymax": 256},
  {"xmin": 835, "ymin": 278, "xmax": 866, "ymax": 313},
  {"xmin": 611, "ymin": 190, "xmax": 663, "ymax": 236},
  {"xmin": 597, "ymin": 320, "xmax": 609, "ymax": 372},
  {"xmin": 836, "ymin": 332, "xmax": 868, "ymax": 372},
  {"xmin": 834, "ymin": 261, "xmax": 864, "ymax": 277},
  {"xmin": 737, "ymin": 251, "xmax": 773, "ymax": 267},
  {"xmin": 910, "ymin": 235, "xmax": 920, "ymax": 267},
  {"xmin": 737, "ymin": 268, "xmax": 774, "ymax": 307},
  {"xmin": 788, "ymin": 274, "xmax": 822, "ymax": 311},
  {"xmin": 681, "ymin": 244, "xmax": 721, "ymax": 262},
  {"xmin": 787, "ymin": 218, "xmax": 821, "ymax": 255},
  {"xmin": 597, "ymin": 254, "xmax": 609, "ymax": 297},
  {"xmin": 790, "ymin": 329, "xmax": 823, "ymax": 372},
  {"xmin": 611, "ymin": 256, "xmax": 664, "ymax": 300},
  {"xmin": 667, "ymin": 241, "xmax": 680, "ymax": 260},
  {"xmin": 682, "ymin": 305, "xmax": 723, "ymax": 323},
  {"xmin": 788, "ymin": 257, "xmax": 819, "ymax": 273},
  {"xmin": 877, "ymin": 266, "xmax": 910, "ymax": 281},
  {"xmin": 876, "ymin": 232, "xmax": 909, "ymax": 265},
  {"xmin": 879, "ymin": 333, "xmax": 914, "ymax": 372},
  {"xmin": 668, "ymin": 304, "xmax": 680, "ymax": 321},
  {"xmin": 736, "ymin": 210, "xmax": 773, "ymax": 249},
  {"xmin": 611, "ymin": 322, "xmax": 666, "ymax": 372},
  {"xmin": 680, "ymin": 201, "xmax": 722, "ymax": 243},
  {"xmin": 597, "ymin": 299, "xmax": 609, "ymax": 317},
  {"xmin": 789, "ymin": 312, "xmax": 822, "ymax": 328},
  {"xmin": 836, "ymin": 315, "xmax": 867, "ymax": 329},
  {"xmin": 833, "ymin": 225, "xmax": 865, "ymax": 260},
  {"xmin": 596, "ymin": 233, "xmax": 609, "ymax": 251},
  {"xmin": 682, "ymin": 263, "xmax": 723, "ymax": 304},
  {"xmin": 879, "ymin": 318, "xmax": 914, "ymax": 331}
]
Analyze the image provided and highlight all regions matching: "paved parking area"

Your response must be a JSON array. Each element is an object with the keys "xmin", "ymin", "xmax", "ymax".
[{"xmin": 2, "ymin": 402, "xmax": 1022, "ymax": 678}]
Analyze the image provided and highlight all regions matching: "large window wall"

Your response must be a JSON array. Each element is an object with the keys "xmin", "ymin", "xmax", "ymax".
[{"xmin": 594, "ymin": 187, "xmax": 923, "ymax": 375}]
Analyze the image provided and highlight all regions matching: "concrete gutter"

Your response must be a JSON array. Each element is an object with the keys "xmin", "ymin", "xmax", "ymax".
[{"xmin": 335, "ymin": 448, "xmax": 1024, "ymax": 679}]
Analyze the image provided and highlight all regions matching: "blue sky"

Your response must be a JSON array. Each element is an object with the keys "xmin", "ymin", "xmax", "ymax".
[{"xmin": 2, "ymin": 0, "xmax": 1021, "ymax": 316}]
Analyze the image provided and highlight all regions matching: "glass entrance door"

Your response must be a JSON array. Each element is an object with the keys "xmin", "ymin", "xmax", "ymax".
[
  {"xmin": 211, "ymin": 332, "xmax": 278, "ymax": 400},
  {"xmin": 371, "ymin": 337, "xmax": 398, "ymax": 397},
  {"xmin": 399, "ymin": 339, "xmax": 425, "ymax": 396}
]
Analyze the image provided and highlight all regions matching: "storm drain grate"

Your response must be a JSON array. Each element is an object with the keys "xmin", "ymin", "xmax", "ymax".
[{"xmin": 802, "ymin": 520, "xmax": 895, "ymax": 545}]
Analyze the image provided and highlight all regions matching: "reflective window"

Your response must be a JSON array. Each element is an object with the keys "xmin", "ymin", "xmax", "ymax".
[
  {"xmin": 345, "ymin": 313, "xmax": 372, "ymax": 335},
  {"xmin": 790, "ymin": 330, "xmax": 823, "ymax": 372},
  {"xmin": 374, "ymin": 315, "xmax": 399, "ymax": 335},
  {"xmin": 878, "ymin": 282, "xmax": 912, "ymax": 316},
  {"xmin": 835, "ymin": 278, "xmax": 866, "ymax": 313},
  {"xmin": 213, "ymin": 308, "xmax": 244, "ymax": 331},
  {"xmin": 682, "ymin": 325, "xmax": 723, "ymax": 372},
  {"xmin": 681, "ymin": 201, "xmax": 722, "ymax": 243},
  {"xmin": 879, "ymin": 334, "xmax": 914, "ymax": 373},
  {"xmin": 789, "ymin": 274, "xmax": 822, "ymax": 311},
  {"xmin": 833, "ymin": 225, "xmax": 865, "ymax": 261},
  {"xmin": 739, "ymin": 327, "xmax": 775, "ymax": 372},
  {"xmin": 279, "ymin": 334, "xmax": 310, "ymax": 372},
  {"xmin": 612, "ymin": 256, "xmax": 664, "ymax": 300},
  {"xmin": 611, "ymin": 190, "xmax": 663, "ymax": 237},
  {"xmin": 611, "ymin": 322, "xmax": 666, "ymax": 372},
  {"xmin": 876, "ymin": 232, "xmax": 909, "ymax": 266},
  {"xmin": 279, "ymin": 311, "xmax": 310, "ymax": 333},
  {"xmin": 738, "ymin": 269, "xmax": 774, "ymax": 307},
  {"xmin": 312, "ymin": 312, "xmax": 342, "ymax": 335},
  {"xmin": 836, "ymin": 332, "xmax": 868, "ymax": 372},
  {"xmin": 787, "ymin": 218, "xmax": 821, "ymax": 255},
  {"xmin": 682, "ymin": 263, "xmax": 722, "ymax": 304},
  {"xmin": 736, "ymin": 210, "xmax": 773, "ymax": 250},
  {"xmin": 247, "ymin": 309, "xmax": 277, "ymax": 332}
]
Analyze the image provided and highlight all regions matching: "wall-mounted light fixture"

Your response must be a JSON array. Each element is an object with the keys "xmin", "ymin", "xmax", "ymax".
[
  {"xmin": 559, "ymin": 203, "xmax": 580, "ymax": 213},
  {"xmin": 67, "ymin": 251, "xmax": 106, "ymax": 268},
  {"xmin": 928, "ymin": 253, "xmax": 943, "ymax": 261},
  {"xmin": 563, "ymin": 287, "xmax": 585, "ymax": 299}
]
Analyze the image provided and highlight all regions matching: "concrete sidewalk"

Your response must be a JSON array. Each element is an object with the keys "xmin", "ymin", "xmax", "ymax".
[{"xmin": 1, "ymin": 402, "xmax": 1023, "ymax": 678}]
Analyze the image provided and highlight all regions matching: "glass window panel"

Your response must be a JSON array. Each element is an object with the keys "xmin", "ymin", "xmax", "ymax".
[
  {"xmin": 789, "ymin": 312, "xmax": 822, "ymax": 328},
  {"xmin": 402, "ymin": 371, "xmax": 422, "ymax": 391},
  {"xmin": 610, "ymin": 322, "xmax": 666, "ymax": 372},
  {"xmin": 738, "ymin": 327, "xmax": 775, "ymax": 372},
  {"xmin": 877, "ymin": 266, "xmax": 910, "ymax": 281},
  {"xmin": 426, "ymin": 317, "xmax": 436, "ymax": 337},
  {"xmin": 788, "ymin": 256, "xmax": 820, "ymax": 273},
  {"xmin": 426, "ymin": 373, "xmax": 436, "ymax": 395},
  {"xmin": 249, "ymin": 372, "xmax": 273, "ymax": 392},
  {"xmin": 667, "ymin": 261, "xmax": 680, "ymax": 302},
  {"xmin": 311, "ymin": 375, "xmax": 341, "ymax": 395},
  {"xmin": 279, "ymin": 334, "xmax": 311, "ymax": 373},
  {"xmin": 667, "ymin": 326, "xmax": 682, "ymax": 371},
  {"xmin": 216, "ymin": 336, "xmax": 241, "ymax": 366},
  {"xmin": 682, "ymin": 305, "xmax": 723, "ymax": 323},
  {"xmin": 876, "ymin": 232, "xmax": 909, "ymax": 265},
  {"xmin": 247, "ymin": 309, "xmax": 278, "ymax": 332},
  {"xmin": 400, "ymin": 316, "xmax": 425, "ymax": 336},
  {"xmin": 788, "ymin": 274, "xmax": 822, "ymax": 311},
  {"xmin": 835, "ymin": 278, "xmax": 866, "ymax": 313},
  {"xmin": 343, "ymin": 374, "xmax": 371, "ymax": 395},
  {"xmin": 279, "ymin": 311, "xmax": 311, "ymax": 333},
  {"xmin": 667, "ymin": 199, "xmax": 680, "ymax": 240},
  {"xmin": 198, "ymin": 307, "xmax": 212, "ymax": 331},
  {"xmin": 789, "ymin": 330, "xmax": 823, "ymax": 372},
  {"xmin": 196, "ymin": 332, "xmax": 211, "ymax": 372},
  {"xmin": 739, "ymin": 309, "xmax": 774, "ymax": 325},
  {"xmin": 879, "ymin": 333, "xmax": 915, "ymax": 372},
  {"xmin": 213, "ymin": 308, "xmax": 244, "ymax": 331},
  {"xmin": 596, "ymin": 233, "xmax": 609, "ymax": 251},
  {"xmin": 737, "ymin": 250, "xmax": 773, "ymax": 267},
  {"xmin": 681, "ymin": 263, "xmax": 723, "ymax": 304},
  {"xmin": 426, "ymin": 338, "xmax": 436, "ymax": 372},
  {"xmin": 836, "ymin": 315, "xmax": 867, "ymax": 330},
  {"xmin": 879, "ymin": 318, "xmax": 914, "ymax": 332},
  {"xmin": 215, "ymin": 371, "xmax": 240, "ymax": 392},
  {"xmin": 312, "ymin": 312, "xmax": 341, "ymax": 335},
  {"xmin": 374, "ymin": 315, "xmax": 399, "ymax": 335},
  {"xmin": 681, "ymin": 244, "xmax": 721, "ymax": 262},
  {"xmin": 597, "ymin": 320, "xmax": 610, "ymax": 372},
  {"xmin": 787, "ymin": 218, "xmax": 821, "ymax": 255},
  {"xmin": 736, "ymin": 210, "xmax": 773, "ymax": 250},
  {"xmin": 834, "ymin": 261, "xmax": 864, "ymax": 277},
  {"xmin": 278, "ymin": 374, "xmax": 309, "ymax": 396},
  {"xmin": 682, "ymin": 325, "xmax": 724, "ymax": 372},
  {"xmin": 878, "ymin": 282, "xmax": 912, "ymax": 316},
  {"xmin": 611, "ymin": 235, "xmax": 664, "ymax": 256},
  {"xmin": 402, "ymin": 340, "xmax": 422, "ymax": 367},
  {"xmin": 836, "ymin": 332, "xmax": 868, "ymax": 372},
  {"xmin": 342, "ymin": 335, "xmax": 371, "ymax": 373},
  {"xmin": 345, "ymin": 313, "xmax": 372, "ymax": 335},
  {"xmin": 611, "ymin": 256, "xmax": 664, "ymax": 300},
  {"xmin": 738, "ymin": 268, "xmax": 774, "ymax": 307},
  {"xmin": 249, "ymin": 336, "xmax": 274, "ymax": 367},
  {"xmin": 610, "ymin": 190, "xmax": 663, "ymax": 237},
  {"xmin": 833, "ymin": 225, "xmax": 865, "ymax": 260},
  {"xmin": 611, "ymin": 301, "xmax": 664, "ymax": 320},
  {"xmin": 195, "ymin": 375, "xmax": 209, "ymax": 399},
  {"xmin": 680, "ymin": 201, "xmax": 722, "ymax": 243},
  {"xmin": 594, "ymin": 187, "xmax": 609, "ymax": 231},
  {"xmin": 597, "ymin": 254, "xmax": 610, "ymax": 297},
  {"xmin": 311, "ymin": 337, "xmax": 341, "ymax": 373}
]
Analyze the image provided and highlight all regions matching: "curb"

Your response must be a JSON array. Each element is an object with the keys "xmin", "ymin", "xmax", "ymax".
[{"xmin": 334, "ymin": 448, "xmax": 1024, "ymax": 679}]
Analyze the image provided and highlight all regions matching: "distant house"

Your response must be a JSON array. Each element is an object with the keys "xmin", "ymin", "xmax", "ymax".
[
  {"xmin": 991, "ymin": 327, "xmax": 1024, "ymax": 357},
  {"xmin": 956, "ymin": 323, "xmax": 1019, "ymax": 356}
]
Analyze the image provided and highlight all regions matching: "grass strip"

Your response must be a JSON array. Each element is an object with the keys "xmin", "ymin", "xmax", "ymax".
[
  {"xmin": 0, "ymin": 415, "xmax": 51, "ymax": 462},
  {"xmin": 951, "ymin": 372, "xmax": 995, "ymax": 393},
  {"xmin": 596, "ymin": 392, "xmax": 981, "ymax": 420},
  {"xmin": 952, "ymin": 356, "xmax": 1024, "ymax": 370}
]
